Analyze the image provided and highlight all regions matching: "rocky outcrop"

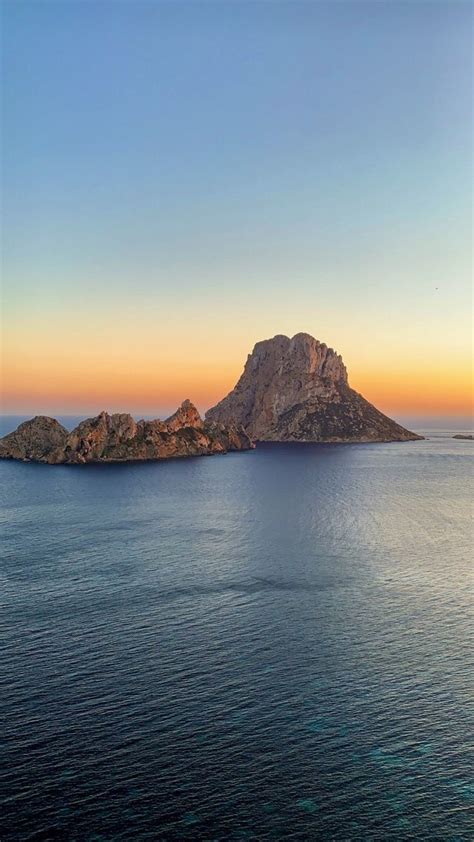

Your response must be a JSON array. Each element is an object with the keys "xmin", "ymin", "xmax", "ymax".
[
  {"xmin": 165, "ymin": 399, "xmax": 203, "ymax": 432},
  {"xmin": 0, "ymin": 416, "xmax": 69, "ymax": 461},
  {"xmin": 453, "ymin": 434, "xmax": 473, "ymax": 440},
  {"xmin": 206, "ymin": 333, "xmax": 422, "ymax": 443},
  {"xmin": 0, "ymin": 401, "xmax": 254, "ymax": 464}
]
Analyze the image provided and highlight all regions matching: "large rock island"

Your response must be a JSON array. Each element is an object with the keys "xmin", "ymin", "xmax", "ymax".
[
  {"xmin": 0, "ymin": 400, "xmax": 253, "ymax": 464},
  {"xmin": 206, "ymin": 333, "xmax": 422, "ymax": 443}
]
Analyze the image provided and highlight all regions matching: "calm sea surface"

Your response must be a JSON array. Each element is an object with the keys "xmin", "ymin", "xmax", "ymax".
[{"xmin": 1, "ymin": 419, "xmax": 473, "ymax": 841}]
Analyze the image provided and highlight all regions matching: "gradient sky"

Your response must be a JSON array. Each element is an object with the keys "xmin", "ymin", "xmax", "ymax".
[{"xmin": 1, "ymin": 0, "xmax": 472, "ymax": 422}]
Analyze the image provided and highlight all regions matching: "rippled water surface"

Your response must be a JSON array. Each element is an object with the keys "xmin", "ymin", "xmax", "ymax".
[{"xmin": 1, "ymin": 429, "xmax": 473, "ymax": 840}]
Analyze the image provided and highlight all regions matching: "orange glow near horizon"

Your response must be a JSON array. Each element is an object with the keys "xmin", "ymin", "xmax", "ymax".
[
  {"xmin": 1, "ymin": 307, "xmax": 472, "ymax": 419},
  {"xmin": 2, "ymin": 333, "xmax": 472, "ymax": 420},
  {"xmin": 350, "ymin": 367, "xmax": 473, "ymax": 418}
]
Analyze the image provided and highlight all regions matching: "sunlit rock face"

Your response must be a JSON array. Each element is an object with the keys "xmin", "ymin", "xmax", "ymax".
[
  {"xmin": 206, "ymin": 333, "xmax": 422, "ymax": 443},
  {"xmin": 0, "ymin": 402, "xmax": 254, "ymax": 464},
  {"xmin": 165, "ymin": 399, "xmax": 204, "ymax": 432},
  {"xmin": 0, "ymin": 416, "xmax": 69, "ymax": 462}
]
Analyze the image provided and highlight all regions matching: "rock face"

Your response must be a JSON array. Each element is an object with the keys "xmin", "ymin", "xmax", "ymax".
[
  {"xmin": 0, "ymin": 416, "xmax": 69, "ymax": 461},
  {"xmin": 206, "ymin": 333, "xmax": 422, "ymax": 443},
  {"xmin": 0, "ymin": 401, "xmax": 253, "ymax": 464}
]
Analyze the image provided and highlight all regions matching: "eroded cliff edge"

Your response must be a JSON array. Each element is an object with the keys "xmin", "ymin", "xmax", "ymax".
[{"xmin": 206, "ymin": 333, "xmax": 422, "ymax": 443}]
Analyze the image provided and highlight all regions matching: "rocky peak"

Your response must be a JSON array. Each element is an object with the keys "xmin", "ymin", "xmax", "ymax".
[
  {"xmin": 73, "ymin": 411, "xmax": 137, "ymax": 438},
  {"xmin": 0, "ymin": 416, "xmax": 69, "ymax": 461},
  {"xmin": 206, "ymin": 332, "xmax": 421, "ymax": 443},
  {"xmin": 247, "ymin": 333, "xmax": 347, "ymax": 384},
  {"xmin": 165, "ymin": 399, "xmax": 203, "ymax": 432}
]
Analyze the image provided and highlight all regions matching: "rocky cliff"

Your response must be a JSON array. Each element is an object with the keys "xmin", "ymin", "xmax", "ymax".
[
  {"xmin": 206, "ymin": 333, "xmax": 422, "ymax": 443},
  {"xmin": 0, "ymin": 401, "xmax": 253, "ymax": 464},
  {"xmin": 0, "ymin": 416, "xmax": 69, "ymax": 461}
]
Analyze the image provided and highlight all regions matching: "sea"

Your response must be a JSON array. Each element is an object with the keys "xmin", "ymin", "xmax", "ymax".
[{"xmin": 0, "ymin": 417, "xmax": 473, "ymax": 841}]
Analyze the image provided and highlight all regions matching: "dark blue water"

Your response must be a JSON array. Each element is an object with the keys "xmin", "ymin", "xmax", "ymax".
[{"xmin": 1, "ymin": 423, "xmax": 473, "ymax": 840}]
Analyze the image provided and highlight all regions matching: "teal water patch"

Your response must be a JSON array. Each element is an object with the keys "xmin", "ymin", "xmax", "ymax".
[
  {"xmin": 181, "ymin": 812, "xmax": 200, "ymax": 826},
  {"xmin": 59, "ymin": 769, "xmax": 77, "ymax": 781},
  {"xmin": 306, "ymin": 717, "xmax": 329, "ymax": 734},
  {"xmin": 296, "ymin": 798, "xmax": 318, "ymax": 813},
  {"xmin": 386, "ymin": 795, "xmax": 407, "ymax": 814},
  {"xmin": 229, "ymin": 709, "xmax": 248, "ymax": 723},
  {"xmin": 370, "ymin": 746, "xmax": 417, "ymax": 770},
  {"xmin": 338, "ymin": 724, "xmax": 351, "ymax": 736},
  {"xmin": 309, "ymin": 678, "xmax": 330, "ymax": 691},
  {"xmin": 449, "ymin": 780, "xmax": 474, "ymax": 802},
  {"xmin": 397, "ymin": 817, "xmax": 411, "ymax": 829},
  {"xmin": 127, "ymin": 787, "xmax": 144, "ymax": 798},
  {"xmin": 416, "ymin": 742, "xmax": 434, "ymax": 756}
]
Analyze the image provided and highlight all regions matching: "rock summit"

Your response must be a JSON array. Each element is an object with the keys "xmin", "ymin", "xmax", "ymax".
[{"xmin": 206, "ymin": 333, "xmax": 421, "ymax": 442}]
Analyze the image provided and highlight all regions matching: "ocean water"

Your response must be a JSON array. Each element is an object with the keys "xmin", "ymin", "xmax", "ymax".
[{"xmin": 0, "ymin": 423, "xmax": 473, "ymax": 841}]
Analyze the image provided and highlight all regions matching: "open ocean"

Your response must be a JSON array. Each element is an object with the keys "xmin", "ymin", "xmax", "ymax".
[{"xmin": 0, "ymin": 419, "xmax": 473, "ymax": 841}]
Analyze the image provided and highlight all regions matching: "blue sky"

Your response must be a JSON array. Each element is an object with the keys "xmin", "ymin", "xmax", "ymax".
[{"xmin": 1, "ymin": 0, "xmax": 472, "ymax": 419}]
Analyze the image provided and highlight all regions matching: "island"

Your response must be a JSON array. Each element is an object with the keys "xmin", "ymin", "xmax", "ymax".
[
  {"xmin": 1, "ymin": 332, "xmax": 426, "ymax": 464},
  {"xmin": 0, "ymin": 400, "xmax": 254, "ymax": 464},
  {"xmin": 453, "ymin": 434, "xmax": 473, "ymax": 440},
  {"xmin": 206, "ymin": 332, "xmax": 422, "ymax": 442}
]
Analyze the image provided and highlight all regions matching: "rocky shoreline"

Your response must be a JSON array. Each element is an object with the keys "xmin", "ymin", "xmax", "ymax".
[{"xmin": 0, "ymin": 401, "xmax": 253, "ymax": 464}]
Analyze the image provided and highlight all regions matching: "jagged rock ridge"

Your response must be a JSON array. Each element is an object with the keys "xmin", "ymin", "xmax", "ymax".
[
  {"xmin": 0, "ymin": 400, "xmax": 253, "ymax": 464},
  {"xmin": 206, "ymin": 333, "xmax": 422, "ymax": 443}
]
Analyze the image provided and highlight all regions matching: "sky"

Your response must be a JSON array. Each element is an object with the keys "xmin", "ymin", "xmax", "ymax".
[{"xmin": 1, "ymin": 0, "xmax": 472, "ymax": 425}]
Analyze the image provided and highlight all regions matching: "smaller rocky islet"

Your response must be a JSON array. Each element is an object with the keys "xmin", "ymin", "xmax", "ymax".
[{"xmin": 0, "ymin": 400, "xmax": 253, "ymax": 464}]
